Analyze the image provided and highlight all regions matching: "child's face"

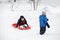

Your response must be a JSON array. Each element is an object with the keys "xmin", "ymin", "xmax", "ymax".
[{"xmin": 21, "ymin": 18, "xmax": 24, "ymax": 21}]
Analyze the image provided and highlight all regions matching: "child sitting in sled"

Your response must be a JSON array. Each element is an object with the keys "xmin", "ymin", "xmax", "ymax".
[{"xmin": 16, "ymin": 15, "xmax": 28, "ymax": 28}]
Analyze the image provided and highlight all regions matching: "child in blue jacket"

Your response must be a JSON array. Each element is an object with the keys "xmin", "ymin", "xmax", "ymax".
[{"xmin": 39, "ymin": 11, "xmax": 50, "ymax": 35}]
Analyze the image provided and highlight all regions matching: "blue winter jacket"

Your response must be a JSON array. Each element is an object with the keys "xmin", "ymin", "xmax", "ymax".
[{"xmin": 39, "ymin": 15, "xmax": 48, "ymax": 27}]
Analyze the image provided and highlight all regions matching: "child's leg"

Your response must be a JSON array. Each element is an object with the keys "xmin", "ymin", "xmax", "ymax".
[
  {"xmin": 43, "ymin": 27, "xmax": 46, "ymax": 34},
  {"xmin": 40, "ymin": 27, "xmax": 46, "ymax": 35},
  {"xmin": 40, "ymin": 27, "xmax": 43, "ymax": 34},
  {"xmin": 20, "ymin": 25, "xmax": 24, "ymax": 28},
  {"xmin": 24, "ymin": 24, "xmax": 28, "ymax": 27},
  {"xmin": 23, "ymin": 24, "xmax": 28, "ymax": 28}
]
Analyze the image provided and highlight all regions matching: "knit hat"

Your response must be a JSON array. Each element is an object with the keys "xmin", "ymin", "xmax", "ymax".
[{"xmin": 42, "ymin": 11, "xmax": 46, "ymax": 15}]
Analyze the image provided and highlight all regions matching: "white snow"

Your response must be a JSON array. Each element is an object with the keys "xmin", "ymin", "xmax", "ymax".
[{"xmin": 0, "ymin": 0, "xmax": 60, "ymax": 40}]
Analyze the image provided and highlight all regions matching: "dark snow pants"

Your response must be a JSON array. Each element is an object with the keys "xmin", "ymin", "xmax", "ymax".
[{"xmin": 40, "ymin": 27, "xmax": 46, "ymax": 35}]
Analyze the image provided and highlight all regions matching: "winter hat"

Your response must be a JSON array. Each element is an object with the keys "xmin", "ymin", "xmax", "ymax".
[{"xmin": 42, "ymin": 11, "xmax": 46, "ymax": 15}]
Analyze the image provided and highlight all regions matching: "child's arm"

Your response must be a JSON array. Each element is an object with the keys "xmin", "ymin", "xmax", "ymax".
[
  {"xmin": 44, "ymin": 16, "xmax": 50, "ymax": 28},
  {"xmin": 25, "ymin": 21, "xmax": 28, "ymax": 26},
  {"xmin": 43, "ymin": 16, "xmax": 48, "ymax": 23},
  {"xmin": 16, "ymin": 19, "xmax": 20, "ymax": 27},
  {"xmin": 46, "ymin": 22, "xmax": 50, "ymax": 28}
]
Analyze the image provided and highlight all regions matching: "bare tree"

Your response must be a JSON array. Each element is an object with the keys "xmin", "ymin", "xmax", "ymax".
[
  {"xmin": 14, "ymin": 0, "xmax": 16, "ymax": 2},
  {"xmin": 36, "ymin": 0, "xmax": 39, "ymax": 10},
  {"xmin": 30, "ymin": 0, "xmax": 35, "ymax": 10}
]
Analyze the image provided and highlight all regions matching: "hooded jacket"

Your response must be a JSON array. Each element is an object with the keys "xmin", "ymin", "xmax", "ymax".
[{"xmin": 39, "ymin": 15, "xmax": 48, "ymax": 27}]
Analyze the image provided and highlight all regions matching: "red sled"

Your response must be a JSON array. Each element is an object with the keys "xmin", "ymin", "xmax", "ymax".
[{"xmin": 12, "ymin": 23, "xmax": 31, "ymax": 30}]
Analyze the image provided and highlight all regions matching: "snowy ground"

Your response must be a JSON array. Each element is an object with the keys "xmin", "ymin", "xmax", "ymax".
[{"xmin": 0, "ymin": 2, "xmax": 60, "ymax": 40}]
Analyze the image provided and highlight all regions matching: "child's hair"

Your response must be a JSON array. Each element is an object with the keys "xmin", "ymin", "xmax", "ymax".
[
  {"xmin": 20, "ymin": 16, "xmax": 24, "ymax": 18},
  {"xmin": 19, "ymin": 15, "xmax": 26, "ymax": 21}
]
